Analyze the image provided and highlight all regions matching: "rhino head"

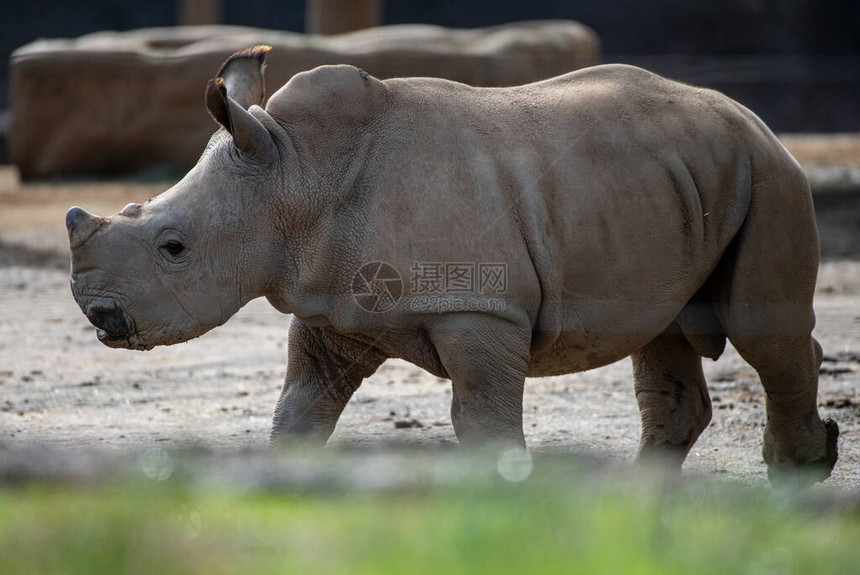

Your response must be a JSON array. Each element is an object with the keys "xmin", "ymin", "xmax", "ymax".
[{"xmin": 67, "ymin": 46, "xmax": 300, "ymax": 350}]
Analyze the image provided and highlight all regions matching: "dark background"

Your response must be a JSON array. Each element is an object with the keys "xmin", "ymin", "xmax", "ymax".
[{"xmin": 1, "ymin": 0, "xmax": 859, "ymax": 131}]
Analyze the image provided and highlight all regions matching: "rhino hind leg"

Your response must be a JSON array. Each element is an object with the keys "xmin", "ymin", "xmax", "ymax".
[
  {"xmin": 711, "ymin": 166, "xmax": 838, "ymax": 484},
  {"xmin": 632, "ymin": 322, "xmax": 713, "ymax": 466},
  {"xmin": 726, "ymin": 326, "xmax": 837, "ymax": 485},
  {"xmin": 724, "ymin": 323, "xmax": 837, "ymax": 484}
]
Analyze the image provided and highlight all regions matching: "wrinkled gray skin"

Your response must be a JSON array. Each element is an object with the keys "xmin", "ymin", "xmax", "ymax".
[{"xmin": 67, "ymin": 46, "xmax": 838, "ymax": 483}]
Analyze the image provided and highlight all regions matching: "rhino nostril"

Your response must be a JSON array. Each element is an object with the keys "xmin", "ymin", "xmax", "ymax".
[{"xmin": 86, "ymin": 302, "xmax": 129, "ymax": 336}]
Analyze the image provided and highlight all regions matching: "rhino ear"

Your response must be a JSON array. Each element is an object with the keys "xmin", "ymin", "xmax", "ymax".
[
  {"xmin": 205, "ymin": 78, "xmax": 274, "ymax": 157},
  {"xmin": 216, "ymin": 45, "xmax": 270, "ymax": 108},
  {"xmin": 205, "ymin": 45, "xmax": 274, "ymax": 157}
]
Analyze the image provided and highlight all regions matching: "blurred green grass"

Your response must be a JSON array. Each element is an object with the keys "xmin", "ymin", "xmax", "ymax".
[{"xmin": 1, "ymin": 458, "xmax": 858, "ymax": 575}]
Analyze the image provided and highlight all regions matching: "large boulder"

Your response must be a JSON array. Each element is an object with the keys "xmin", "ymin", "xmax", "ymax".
[{"xmin": 9, "ymin": 21, "xmax": 599, "ymax": 179}]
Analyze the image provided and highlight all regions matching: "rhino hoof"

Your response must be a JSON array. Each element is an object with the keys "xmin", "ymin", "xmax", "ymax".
[{"xmin": 767, "ymin": 418, "xmax": 839, "ymax": 488}]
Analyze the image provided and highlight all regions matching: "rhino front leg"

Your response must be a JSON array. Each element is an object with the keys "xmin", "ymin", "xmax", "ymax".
[
  {"xmin": 431, "ymin": 314, "xmax": 531, "ymax": 447},
  {"xmin": 632, "ymin": 322, "xmax": 712, "ymax": 466},
  {"xmin": 271, "ymin": 319, "xmax": 387, "ymax": 444}
]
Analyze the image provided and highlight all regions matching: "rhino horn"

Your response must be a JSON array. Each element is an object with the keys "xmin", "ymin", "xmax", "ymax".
[
  {"xmin": 216, "ymin": 45, "xmax": 270, "ymax": 108},
  {"xmin": 66, "ymin": 206, "xmax": 104, "ymax": 249}
]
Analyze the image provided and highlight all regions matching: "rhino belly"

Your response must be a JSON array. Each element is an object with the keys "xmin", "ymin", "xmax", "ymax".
[{"xmin": 525, "ymin": 298, "xmax": 686, "ymax": 377}]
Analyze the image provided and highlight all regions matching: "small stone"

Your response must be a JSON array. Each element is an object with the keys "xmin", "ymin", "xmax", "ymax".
[{"xmin": 394, "ymin": 419, "xmax": 423, "ymax": 429}]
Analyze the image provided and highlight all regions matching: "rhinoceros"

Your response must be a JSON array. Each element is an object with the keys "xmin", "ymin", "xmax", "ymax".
[{"xmin": 66, "ymin": 46, "xmax": 838, "ymax": 482}]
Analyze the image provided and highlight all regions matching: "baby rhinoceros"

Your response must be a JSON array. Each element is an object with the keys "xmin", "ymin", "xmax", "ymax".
[{"xmin": 67, "ymin": 46, "xmax": 838, "ymax": 484}]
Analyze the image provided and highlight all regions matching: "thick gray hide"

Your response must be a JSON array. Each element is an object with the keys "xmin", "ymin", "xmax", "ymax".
[{"xmin": 67, "ymin": 50, "xmax": 838, "ymax": 484}]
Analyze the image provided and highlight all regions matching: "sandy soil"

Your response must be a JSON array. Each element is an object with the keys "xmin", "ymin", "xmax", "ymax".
[{"xmin": 0, "ymin": 162, "xmax": 858, "ymax": 490}]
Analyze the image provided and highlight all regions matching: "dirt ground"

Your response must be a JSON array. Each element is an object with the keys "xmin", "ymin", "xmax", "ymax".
[{"xmin": 0, "ymin": 148, "xmax": 858, "ymax": 490}]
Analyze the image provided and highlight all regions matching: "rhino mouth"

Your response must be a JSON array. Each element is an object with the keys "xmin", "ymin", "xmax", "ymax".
[
  {"xmin": 95, "ymin": 325, "xmax": 153, "ymax": 351},
  {"xmin": 84, "ymin": 300, "xmax": 147, "ymax": 350},
  {"xmin": 96, "ymin": 327, "xmax": 135, "ymax": 349}
]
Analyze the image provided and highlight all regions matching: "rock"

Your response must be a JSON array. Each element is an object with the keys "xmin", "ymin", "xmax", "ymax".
[{"xmin": 9, "ymin": 21, "xmax": 599, "ymax": 179}]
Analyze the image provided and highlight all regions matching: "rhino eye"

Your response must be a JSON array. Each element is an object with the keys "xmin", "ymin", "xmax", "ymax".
[{"xmin": 161, "ymin": 241, "xmax": 185, "ymax": 256}]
